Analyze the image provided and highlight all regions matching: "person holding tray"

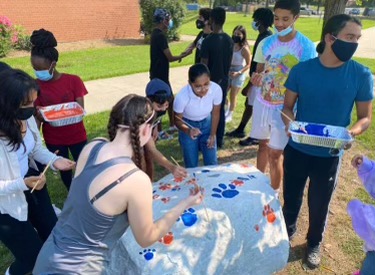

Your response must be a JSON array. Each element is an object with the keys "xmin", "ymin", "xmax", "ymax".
[
  {"xmin": 281, "ymin": 14, "xmax": 373, "ymax": 269},
  {"xmin": 30, "ymin": 29, "xmax": 88, "ymax": 190},
  {"xmin": 33, "ymin": 94, "xmax": 203, "ymax": 274},
  {"xmin": 0, "ymin": 68, "xmax": 75, "ymax": 275}
]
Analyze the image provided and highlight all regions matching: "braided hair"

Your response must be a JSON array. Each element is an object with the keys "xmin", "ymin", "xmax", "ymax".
[
  {"xmin": 30, "ymin": 29, "xmax": 59, "ymax": 62},
  {"xmin": 107, "ymin": 94, "xmax": 154, "ymax": 168}
]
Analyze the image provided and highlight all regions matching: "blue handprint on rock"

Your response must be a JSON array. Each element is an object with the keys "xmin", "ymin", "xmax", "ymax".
[
  {"xmin": 139, "ymin": 248, "xmax": 156, "ymax": 261},
  {"xmin": 212, "ymin": 183, "xmax": 239, "ymax": 199},
  {"xmin": 177, "ymin": 208, "xmax": 197, "ymax": 227}
]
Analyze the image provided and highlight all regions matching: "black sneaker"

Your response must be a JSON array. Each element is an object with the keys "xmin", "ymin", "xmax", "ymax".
[
  {"xmin": 305, "ymin": 245, "xmax": 321, "ymax": 269},
  {"xmin": 226, "ymin": 129, "xmax": 246, "ymax": 138},
  {"xmin": 239, "ymin": 137, "xmax": 259, "ymax": 146}
]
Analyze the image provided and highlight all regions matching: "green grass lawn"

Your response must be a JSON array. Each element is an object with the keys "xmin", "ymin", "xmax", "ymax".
[{"xmin": 180, "ymin": 11, "xmax": 375, "ymax": 42}]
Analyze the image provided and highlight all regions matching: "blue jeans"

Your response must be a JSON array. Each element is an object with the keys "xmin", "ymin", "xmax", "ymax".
[
  {"xmin": 178, "ymin": 116, "xmax": 218, "ymax": 168},
  {"xmin": 361, "ymin": 251, "xmax": 375, "ymax": 275}
]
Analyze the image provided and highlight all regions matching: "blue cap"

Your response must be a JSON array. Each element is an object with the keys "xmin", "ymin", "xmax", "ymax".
[
  {"xmin": 153, "ymin": 8, "xmax": 171, "ymax": 23},
  {"xmin": 145, "ymin": 78, "xmax": 172, "ymax": 103}
]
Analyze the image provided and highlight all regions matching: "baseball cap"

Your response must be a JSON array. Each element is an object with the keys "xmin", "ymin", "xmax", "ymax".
[
  {"xmin": 153, "ymin": 8, "xmax": 171, "ymax": 23},
  {"xmin": 145, "ymin": 78, "xmax": 172, "ymax": 104}
]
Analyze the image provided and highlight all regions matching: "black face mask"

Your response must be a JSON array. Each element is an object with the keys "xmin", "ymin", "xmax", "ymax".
[
  {"xmin": 331, "ymin": 37, "xmax": 358, "ymax": 62},
  {"xmin": 195, "ymin": 19, "xmax": 205, "ymax": 29},
  {"xmin": 232, "ymin": 35, "xmax": 242, "ymax": 43},
  {"xmin": 156, "ymin": 110, "xmax": 167, "ymax": 117},
  {"xmin": 16, "ymin": 107, "xmax": 35, "ymax": 120}
]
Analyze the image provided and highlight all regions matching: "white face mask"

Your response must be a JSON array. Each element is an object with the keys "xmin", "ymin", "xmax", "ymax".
[
  {"xmin": 252, "ymin": 21, "xmax": 259, "ymax": 31},
  {"xmin": 273, "ymin": 24, "xmax": 294, "ymax": 37}
]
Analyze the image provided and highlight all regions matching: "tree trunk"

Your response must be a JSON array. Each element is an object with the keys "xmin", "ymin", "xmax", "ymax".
[{"xmin": 321, "ymin": 0, "xmax": 348, "ymax": 39}]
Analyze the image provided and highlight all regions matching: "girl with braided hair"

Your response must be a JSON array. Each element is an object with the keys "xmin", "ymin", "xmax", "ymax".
[
  {"xmin": 33, "ymin": 94, "xmax": 203, "ymax": 274},
  {"xmin": 30, "ymin": 28, "xmax": 88, "ymax": 190}
]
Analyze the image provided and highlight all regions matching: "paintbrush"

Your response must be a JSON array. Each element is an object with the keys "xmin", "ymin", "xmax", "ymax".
[
  {"xmin": 31, "ymin": 150, "xmax": 59, "ymax": 193},
  {"xmin": 278, "ymin": 109, "xmax": 308, "ymax": 134},
  {"xmin": 175, "ymin": 115, "xmax": 195, "ymax": 129},
  {"xmin": 193, "ymin": 173, "xmax": 211, "ymax": 226},
  {"xmin": 170, "ymin": 156, "xmax": 180, "ymax": 167}
]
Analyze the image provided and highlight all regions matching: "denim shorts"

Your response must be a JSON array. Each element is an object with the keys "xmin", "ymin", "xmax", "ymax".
[{"xmin": 229, "ymin": 65, "xmax": 246, "ymax": 88}]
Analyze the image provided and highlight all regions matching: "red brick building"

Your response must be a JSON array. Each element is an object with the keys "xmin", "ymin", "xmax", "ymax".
[{"xmin": 0, "ymin": 0, "xmax": 140, "ymax": 42}]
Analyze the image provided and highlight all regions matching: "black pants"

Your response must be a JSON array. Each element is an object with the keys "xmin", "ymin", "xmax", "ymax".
[
  {"xmin": 0, "ymin": 168, "xmax": 57, "ymax": 275},
  {"xmin": 282, "ymin": 144, "xmax": 340, "ymax": 247},
  {"xmin": 46, "ymin": 140, "xmax": 86, "ymax": 190},
  {"xmin": 216, "ymin": 78, "xmax": 229, "ymax": 148}
]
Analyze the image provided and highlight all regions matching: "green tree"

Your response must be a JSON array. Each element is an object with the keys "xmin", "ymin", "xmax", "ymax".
[{"xmin": 140, "ymin": 0, "xmax": 186, "ymax": 41}]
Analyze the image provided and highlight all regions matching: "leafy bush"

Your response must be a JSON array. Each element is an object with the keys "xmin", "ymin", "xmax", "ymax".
[
  {"xmin": 140, "ymin": 0, "xmax": 186, "ymax": 41},
  {"xmin": 12, "ymin": 25, "xmax": 32, "ymax": 51},
  {"xmin": 0, "ymin": 15, "xmax": 12, "ymax": 57}
]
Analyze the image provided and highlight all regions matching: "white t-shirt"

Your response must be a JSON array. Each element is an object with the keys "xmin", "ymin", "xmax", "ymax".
[{"xmin": 173, "ymin": 82, "xmax": 222, "ymax": 121}]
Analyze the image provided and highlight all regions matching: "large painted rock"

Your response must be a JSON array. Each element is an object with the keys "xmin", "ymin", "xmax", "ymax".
[{"xmin": 107, "ymin": 163, "xmax": 289, "ymax": 275}]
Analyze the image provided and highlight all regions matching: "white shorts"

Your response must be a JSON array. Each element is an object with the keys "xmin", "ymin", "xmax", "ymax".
[
  {"xmin": 249, "ymin": 96, "xmax": 289, "ymax": 150},
  {"xmin": 247, "ymin": 86, "xmax": 259, "ymax": 106}
]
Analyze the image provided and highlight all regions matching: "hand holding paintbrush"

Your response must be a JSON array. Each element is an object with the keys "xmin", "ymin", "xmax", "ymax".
[
  {"xmin": 175, "ymin": 116, "xmax": 201, "ymax": 140},
  {"xmin": 278, "ymin": 109, "xmax": 308, "ymax": 134},
  {"xmin": 30, "ymin": 159, "xmax": 54, "ymax": 193},
  {"xmin": 170, "ymin": 156, "xmax": 188, "ymax": 179}
]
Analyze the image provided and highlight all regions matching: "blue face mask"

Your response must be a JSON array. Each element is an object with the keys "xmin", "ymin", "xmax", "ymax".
[
  {"xmin": 168, "ymin": 20, "xmax": 174, "ymax": 30},
  {"xmin": 252, "ymin": 21, "xmax": 259, "ymax": 31},
  {"xmin": 34, "ymin": 63, "xmax": 54, "ymax": 81},
  {"xmin": 34, "ymin": 69, "xmax": 53, "ymax": 81},
  {"xmin": 273, "ymin": 23, "xmax": 294, "ymax": 37}
]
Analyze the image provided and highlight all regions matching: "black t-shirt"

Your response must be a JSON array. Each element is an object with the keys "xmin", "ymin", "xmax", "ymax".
[
  {"xmin": 200, "ymin": 32, "xmax": 233, "ymax": 84},
  {"xmin": 150, "ymin": 28, "xmax": 169, "ymax": 83},
  {"xmin": 193, "ymin": 31, "xmax": 210, "ymax": 64},
  {"xmin": 249, "ymin": 30, "xmax": 273, "ymax": 76}
]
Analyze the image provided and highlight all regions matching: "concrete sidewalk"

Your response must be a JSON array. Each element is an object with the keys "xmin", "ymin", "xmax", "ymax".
[{"xmin": 84, "ymin": 27, "xmax": 375, "ymax": 115}]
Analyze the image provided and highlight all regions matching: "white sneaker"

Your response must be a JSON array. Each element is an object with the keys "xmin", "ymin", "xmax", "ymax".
[
  {"xmin": 225, "ymin": 112, "xmax": 233, "ymax": 123},
  {"xmin": 52, "ymin": 204, "xmax": 62, "ymax": 217}
]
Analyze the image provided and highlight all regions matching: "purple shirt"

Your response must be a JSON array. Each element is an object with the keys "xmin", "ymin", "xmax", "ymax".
[{"xmin": 347, "ymin": 157, "xmax": 375, "ymax": 252}]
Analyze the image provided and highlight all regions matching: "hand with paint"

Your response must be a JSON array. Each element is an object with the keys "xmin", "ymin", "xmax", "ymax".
[
  {"xmin": 352, "ymin": 154, "xmax": 363, "ymax": 169},
  {"xmin": 188, "ymin": 127, "xmax": 202, "ymax": 140},
  {"xmin": 171, "ymin": 165, "xmax": 188, "ymax": 179},
  {"xmin": 184, "ymin": 184, "xmax": 204, "ymax": 207}
]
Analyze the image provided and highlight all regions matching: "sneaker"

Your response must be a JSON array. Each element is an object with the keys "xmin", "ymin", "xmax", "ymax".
[
  {"xmin": 52, "ymin": 204, "xmax": 62, "ymax": 217},
  {"xmin": 158, "ymin": 131, "xmax": 173, "ymax": 140},
  {"xmin": 226, "ymin": 129, "xmax": 246, "ymax": 138},
  {"xmin": 239, "ymin": 137, "xmax": 259, "ymax": 146},
  {"xmin": 167, "ymin": 126, "xmax": 178, "ymax": 134},
  {"xmin": 225, "ymin": 113, "xmax": 233, "ymax": 123},
  {"xmin": 305, "ymin": 244, "xmax": 321, "ymax": 269},
  {"xmin": 225, "ymin": 108, "xmax": 230, "ymax": 117}
]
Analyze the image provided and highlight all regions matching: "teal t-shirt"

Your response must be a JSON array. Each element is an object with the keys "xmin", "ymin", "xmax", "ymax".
[{"xmin": 284, "ymin": 57, "xmax": 374, "ymax": 157}]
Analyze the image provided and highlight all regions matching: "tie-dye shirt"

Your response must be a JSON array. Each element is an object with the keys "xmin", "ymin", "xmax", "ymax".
[{"xmin": 253, "ymin": 31, "xmax": 316, "ymax": 106}]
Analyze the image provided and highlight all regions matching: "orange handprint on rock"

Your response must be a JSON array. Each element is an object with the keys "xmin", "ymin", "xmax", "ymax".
[
  {"xmin": 159, "ymin": 232, "xmax": 174, "ymax": 246},
  {"xmin": 174, "ymin": 177, "xmax": 184, "ymax": 183},
  {"xmin": 159, "ymin": 182, "xmax": 172, "ymax": 191},
  {"xmin": 262, "ymin": 204, "xmax": 276, "ymax": 223},
  {"xmin": 161, "ymin": 197, "xmax": 171, "ymax": 204},
  {"xmin": 231, "ymin": 179, "xmax": 244, "ymax": 187}
]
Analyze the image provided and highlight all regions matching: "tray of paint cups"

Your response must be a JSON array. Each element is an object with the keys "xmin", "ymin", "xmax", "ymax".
[{"xmin": 289, "ymin": 121, "xmax": 353, "ymax": 149}]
